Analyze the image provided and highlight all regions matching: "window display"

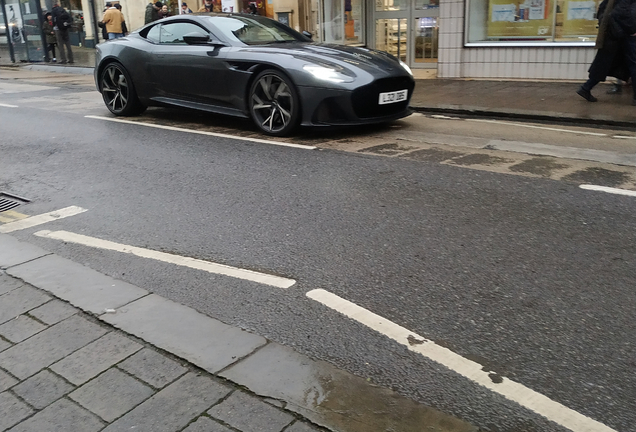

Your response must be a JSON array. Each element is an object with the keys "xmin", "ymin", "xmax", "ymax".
[
  {"xmin": 323, "ymin": 0, "xmax": 364, "ymax": 45},
  {"xmin": 466, "ymin": 0, "xmax": 601, "ymax": 43}
]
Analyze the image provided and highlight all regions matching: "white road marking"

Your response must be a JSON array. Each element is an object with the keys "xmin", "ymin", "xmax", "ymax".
[
  {"xmin": 34, "ymin": 229, "xmax": 296, "ymax": 289},
  {"xmin": 85, "ymin": 115, "xmax": 316, "ymax": 150},
  {"xmin": 612, "ymin": 135, "xmax": 636, "ymax": 140},
  {"xmin": 467, "ymin": 119, "xmax": 607, "ymax": 136},
  {"xmin": 306, "ymin": 288, "xmax": 617, "ymax": 432},
  {"xmin": 0, "ymin": 206, "xmax": 87, "ymax": 233},
  {"xmin": 0, "ymin": 103, "xmax": 18, "ymax": 108},
  {"xmin": 580, "ymin": 184, "xmax": 636, "ymax": 197}
]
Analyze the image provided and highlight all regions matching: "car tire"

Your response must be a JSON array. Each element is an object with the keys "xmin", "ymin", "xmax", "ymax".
[
  {"xmin": 100, "ymin": 62, "xmax": 146, "ymax": 116},
  {"xmin": 248, "ymin": 69, "xmax": 300, "ymax": 136}
]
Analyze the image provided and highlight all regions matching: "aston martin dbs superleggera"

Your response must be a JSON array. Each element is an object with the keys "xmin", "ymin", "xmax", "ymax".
[{"xmin": 95, "ymin": 13, "xmax": 415, "ymax": 136}]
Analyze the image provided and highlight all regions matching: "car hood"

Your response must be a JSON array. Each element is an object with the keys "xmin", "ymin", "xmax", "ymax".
[{"xmin": 242, "ymin": 43, "xmax": 406, "ymax": 75}]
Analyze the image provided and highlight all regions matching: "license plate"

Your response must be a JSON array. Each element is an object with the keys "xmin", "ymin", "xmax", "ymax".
[{"xmin": 378, "ymin": 89, "xmax": 408, "ymax": 105}]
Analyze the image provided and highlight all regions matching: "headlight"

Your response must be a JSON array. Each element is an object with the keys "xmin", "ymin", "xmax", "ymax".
[
  {"xmin": 303, "ymin": 65, "xmax": 353, "ymax": 83},
  {"xmin": 399, "ymin": 59, "xmax": 413, "ymax": 76}
]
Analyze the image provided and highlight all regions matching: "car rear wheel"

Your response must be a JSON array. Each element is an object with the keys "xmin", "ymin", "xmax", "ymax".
[
  {"xmin": 249, "ymin": 69, "xmax": 299, "ymax": 136},
  {"xmin": 100, "ymin": 63, "xmax": 146, "ymax": 116}
]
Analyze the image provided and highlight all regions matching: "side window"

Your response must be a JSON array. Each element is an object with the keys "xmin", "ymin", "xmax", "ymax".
[
  {"xmin": 146, "ymin": 25, "xmax": 160, "ymax": 43},
  {"xmin": 159, "ymin": 22, "xmax": 208, "ymax": 44}
]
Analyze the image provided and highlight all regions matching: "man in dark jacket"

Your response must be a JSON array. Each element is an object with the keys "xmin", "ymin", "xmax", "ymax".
[
  {"xmin": 51, "ymin": 3, "xmax": 73, "ymax": 64},
  {"xmin": 145, "ymin": 1, "xmax": 162, "ymax": 24},
  {"xmin": 577, "ymin": 0, "xmax": 636, "ymax": 103}
]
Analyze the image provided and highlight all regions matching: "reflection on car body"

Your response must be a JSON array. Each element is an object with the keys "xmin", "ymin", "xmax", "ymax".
[{"xmin": 94, "ymin": 12, "xmax": 415, "ymax": 136}]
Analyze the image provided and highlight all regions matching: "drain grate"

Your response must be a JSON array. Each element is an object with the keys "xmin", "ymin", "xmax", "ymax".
[{"xmin": 0, "ymin": 192, "xmax": 31, "ymax": 213}]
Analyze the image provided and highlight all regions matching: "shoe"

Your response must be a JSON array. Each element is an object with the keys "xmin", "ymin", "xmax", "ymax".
[
  {"xmin": 607, "ymin": 84, "xmax": 622, "ymax": 94},
  {"xmin": 577, "ymin": 85, "xmax": 598, "ymax": 102},
  {"xmin": 52, "ymin": 58, "xmax": 56, "ymax": 62}
]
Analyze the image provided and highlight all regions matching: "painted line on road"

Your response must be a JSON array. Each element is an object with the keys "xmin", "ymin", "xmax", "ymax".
[
  {"xmin": 580, "ymin": 184, "xmax": 636, "ymax": 197},
  {"xmin": 34, "ymin": 229, "xmax": 296, "ymax": 289},
  {"xmin": 467, "ymin": 119, "xmax": 607, "ymax": 136},
  {"xmin": 85, "ymin": 115, "xmax": 316, "ymax": 150},
  {"xmin": 0, "ymin": 103, "xmax": 18, "ymax": 108},
  {"xmin": 0, "ymin": 206, "xmax": 87, "ymax": 233},
  {"xmin": 612, "ymin": 135, "xmax": 636, "ymax": 139},
  {"xmin": 0, "ymin": 210, "xmax": 28, "ymax": 224},
  {"xmin": 306, "ymin": 288, "xmax": 617, "ymax": 432}
]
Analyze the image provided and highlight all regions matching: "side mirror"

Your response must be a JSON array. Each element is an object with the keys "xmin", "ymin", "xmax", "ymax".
[
  {"xmin": 183, "ymin": 31, "xmax": 211, "ymax": 45},
  {"xmin": 302, "ymin": 30, "xmax": 313, "ymax": 40}
]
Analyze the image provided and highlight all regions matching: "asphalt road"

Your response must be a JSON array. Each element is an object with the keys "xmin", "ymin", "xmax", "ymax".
[{"xmin": 1, "ymin": 71, "xmax": 635, "ymax": 432}]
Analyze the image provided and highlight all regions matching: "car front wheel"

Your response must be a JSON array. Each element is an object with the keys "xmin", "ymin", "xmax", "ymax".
[
  {"xmin": 100, "ymin": 62, "xmax": 146, "ymax": 116},
  {"xmin": 249, "ymin": 69, "xmax": 300, "ymax": 136}
]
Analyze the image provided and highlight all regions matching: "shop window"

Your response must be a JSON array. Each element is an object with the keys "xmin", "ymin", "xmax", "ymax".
[
  {"xmin": 323, "ymin": 0, "xmax": 364, "ymax": 45},
  {"xmin": 466, "ymin": 0, "xmax": 600, "ymax": 44}
]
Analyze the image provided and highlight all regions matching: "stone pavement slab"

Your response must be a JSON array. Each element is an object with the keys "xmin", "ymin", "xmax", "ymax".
[
  {"xmin": 0, "ymin": 273, "xmax": 22, "ymax": 296},
  {"xmin": 0, "ymin": 286, "xmax": 50, "ymax": 325},
  {"xmin": 207, "ymin": 390, "xmax": 295, "ymax": 432},
  {"xmin": 28, "ymin": 299, "xmax": 77, "ymax": 325},
  {"xmin": 0, "ymin": 314, "xmax": 107, "ymax": 379},
  {"xmin": 0, "ymin": 391, "xmax": 34, "ymax": 431},
  {"xmin": 69, "ymin": 368, "xmax": 154, "ymax": 422},
  {"xmin": 117, "ymin": 348, "xmax": 187, "ymax": 389},
  {"xmin": 0, "ymin": 314, "xmax": 46, "ymax": 343},
  {"xmin": 8, "ymin": 398, "xmax": 105, "ymax": 432},
  {"xmin": 0, "ymin": 369, "xmax": 18, "ymax": 392},
  {"xmin": 11, "ymin": 369, "xmax": 75, "ymax": 410},
  {"xmin": 7, "ymin": 254, "xmax": 149, "ymax": 315},
  {"xmin": 102, "ymin": 372, "xmax": 231, "ymax": 432},
  {"xmin": 50, "ymin": 331, "xmax": 142, "ymax": 385},
  {"xmin": 102, "ymin": 294, "xmax": 267, "ymax": 374},
  {"xmin": 182, "ymin": 417, "xmax": 234, "ymax": 432}
]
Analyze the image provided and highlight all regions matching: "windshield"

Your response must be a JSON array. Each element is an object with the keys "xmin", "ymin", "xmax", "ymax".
[{"xmin": 205, "ymin": 15, "xmax": 308, "ymax": 45}]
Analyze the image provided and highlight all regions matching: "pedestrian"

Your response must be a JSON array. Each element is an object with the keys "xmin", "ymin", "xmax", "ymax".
[
  {"xmin": 198, "ymin": 0, "xmax": 221, "ymax": 13},
  {"xmin": 51, "ymin": 3, "xmax": 74, "ymax": 64},
  {"xmin": 42, "ymin": 12, "xmax": 57, "ymax": 62},
  {"xmin": 145, "ymin": 1, "xmax": 162, "ymax": 24},
  {"xmin": 114, "ymin": 4, "xmax": 128, "ymax": 35},
  {"xmin": 181, "ymin": 2, "xmax": 192, "ymax": 13},
  {"xmin": 158, "ymin": 4, "xmax": 170, "ymax": 18},
  {"xmin": 577, "ymin": 0, "xmax": 635, "ymax": 104},
  {"xmin": 98, "ymin": 2, "xmax": 111, "ymax": 42},
  {"xmin": 101, "ymin": 2, "xmax": 126, "ymax": 39},
  {"xmin": 248, "ymin": 3, "xmax": 258, "ymax": 14}
]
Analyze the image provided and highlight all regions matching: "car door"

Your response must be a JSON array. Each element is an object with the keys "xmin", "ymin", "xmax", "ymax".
[{"xmin": 149, "ymin": 21, "xmax": 230, "ymax": 106}]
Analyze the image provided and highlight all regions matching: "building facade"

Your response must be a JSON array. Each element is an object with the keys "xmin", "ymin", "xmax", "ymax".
[{"xmin": 1, "ymin": 0, "xmax": 597, "ymax": 80}]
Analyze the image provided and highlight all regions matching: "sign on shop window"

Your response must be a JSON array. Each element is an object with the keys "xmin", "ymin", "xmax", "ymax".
[{"xmin": 487, "ymin": 0, "xmax": 553, "ymax": 38}]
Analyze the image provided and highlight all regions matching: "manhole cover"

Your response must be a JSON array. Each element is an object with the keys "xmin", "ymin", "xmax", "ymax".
[{"xmin": 0, "ymin": 192, "xmax": 30, "ymax": 213}]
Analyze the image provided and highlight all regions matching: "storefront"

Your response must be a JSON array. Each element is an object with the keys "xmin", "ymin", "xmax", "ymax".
[{"xmin": 316, "ymin": 0, "xmax": 597, "ymax": 80}]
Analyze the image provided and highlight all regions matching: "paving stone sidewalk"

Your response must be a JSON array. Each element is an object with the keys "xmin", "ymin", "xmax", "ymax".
[{"xmin": 0, "ymin": 271, "xmax": 317, "ymax": 432}]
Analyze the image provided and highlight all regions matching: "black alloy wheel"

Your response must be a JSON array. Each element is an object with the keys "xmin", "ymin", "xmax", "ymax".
[
  {"xmin": 100, "ymin": 63, "xmax": 146, "ymax": 116},
  {"xmin": 249, "ymin": 69, "xmax": 300, "ymax": 136}
]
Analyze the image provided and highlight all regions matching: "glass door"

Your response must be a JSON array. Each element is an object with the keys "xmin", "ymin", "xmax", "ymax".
[{"xmin": 374, "ymin": 0, "xmax": 439, "ymax": 69}]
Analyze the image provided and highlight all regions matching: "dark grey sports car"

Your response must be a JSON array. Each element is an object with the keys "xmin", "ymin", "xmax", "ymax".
[{"xmin": 95, "ymin": 13, "xmax": 415, "ymax": 136}]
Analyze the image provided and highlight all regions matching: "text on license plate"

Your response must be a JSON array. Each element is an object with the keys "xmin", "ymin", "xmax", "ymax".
[{"xmin": 378, "ymin": 89, "xmax": 408, "ymax": 105}]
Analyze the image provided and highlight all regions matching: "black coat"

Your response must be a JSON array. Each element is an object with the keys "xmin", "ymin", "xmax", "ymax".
[{"xmin": 588, "ymin": 0, "xmax": 631, "ymax": 81}]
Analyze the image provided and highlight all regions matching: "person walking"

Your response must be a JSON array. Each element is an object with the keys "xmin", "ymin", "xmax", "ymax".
[
  {"xmin": 181, "ymin": 2, "xmax": 192, "ymax": 13},
  {"xmin": 145, "ymin": 1, "xmax": 162, "ymax": 24},
  {"xmin": 114, "ymin": 4, "xmax": 128, "ymax": 35},
  {"xmin": 577, "ymin": 0, "xmax": 634, "ymax": 103},
  {"xmin": 198, "ymin": 0, "xmax": 221, "ymax": 13},
  {"xmin": 51, "ymin": 3, "xmax": 74, "ymax": 64},
  {"xmin": 101, "ymin": 2, "xmax": 125, "ymax": 39},
  {"xmin": 42, "ymin": 12, "xmax": 57, "ymax": 62}
]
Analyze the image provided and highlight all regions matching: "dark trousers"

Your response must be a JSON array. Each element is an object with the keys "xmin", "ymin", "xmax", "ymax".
[
  {"xmin": 55, "ymin": 29, "xmax": 73, "ymax": 63},
  {"xmin": 46, "ymin": 43, "xmax": 56, "ymax": 60},
  {"xmin": 584, "ymin": 35, "xmax": 636, "ymax": 98}
]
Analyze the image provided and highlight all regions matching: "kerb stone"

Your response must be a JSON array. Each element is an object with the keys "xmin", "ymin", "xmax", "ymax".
[
  {"xmin": 102, "ymin": 294, "xmax": 266, "ymax": 373},
  {"xmin": 7, "ymin": 254, "xmax": 148, "ymax": 315},
  {"xmin": 0, "ymin": 234, "xmax": 50, "ymax": 269}
]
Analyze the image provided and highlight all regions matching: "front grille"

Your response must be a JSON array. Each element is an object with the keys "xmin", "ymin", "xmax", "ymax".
[
  {"xmin": 0, "ymin": 192, "xmax": 30, "ymax": 212},
  {"xmin": 351, "ymin": 77, "xmax": 415, "ymax": 119}
]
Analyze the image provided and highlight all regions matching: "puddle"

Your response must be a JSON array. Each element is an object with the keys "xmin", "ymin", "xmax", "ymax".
[
  {"xmin": 359, "ymin": 143, "xmax": 417, "ymax": 156},
  {"xmin": 450, "ymin": 154, "xmax": 512, "ymax": 166},
  {"xmin": 400, "ymin": 148, "xmax": 464, "ymax": 163},
  {"xmin": 561, "ymin": 167, "xmax": 632, "ymax": 187},
  {"xmin": 508, "ymin": 158, "xmax": 569, "ymax": 177},
  {"xmin": 221, "ymin": 343, "xmax": 477, "ymax": 432}
]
